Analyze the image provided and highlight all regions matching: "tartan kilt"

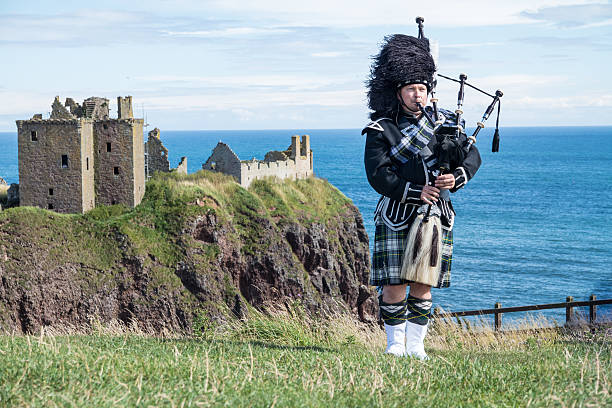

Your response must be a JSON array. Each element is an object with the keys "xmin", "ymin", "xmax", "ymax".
[{"xmin": 370, "ymin": 215, "xmax": 453, "ymax": 288}]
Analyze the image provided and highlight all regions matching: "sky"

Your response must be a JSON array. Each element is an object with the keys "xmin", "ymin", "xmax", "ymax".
[{"xmin": 1, "ymin": 0, "xmax": 611, "ymax": 131}]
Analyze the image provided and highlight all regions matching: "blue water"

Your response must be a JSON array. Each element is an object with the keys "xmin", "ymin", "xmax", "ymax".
[{"xmin": 2, "ymin": 127, "xmax": 611, "ymax": 321}]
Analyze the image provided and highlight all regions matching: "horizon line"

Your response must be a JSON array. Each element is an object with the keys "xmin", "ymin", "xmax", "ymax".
[{"xmin": 2, "ymin": 124, "xmax": 612, "ymax": 134}]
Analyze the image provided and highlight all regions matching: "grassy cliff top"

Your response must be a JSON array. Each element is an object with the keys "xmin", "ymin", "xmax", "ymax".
[
  {"xmin": 0, "ymin": 171, "xmax": 354, "ymax": 269},
  {"xmin": 0, "ymin": 171, "xmax": 366, "ymax": 333}
]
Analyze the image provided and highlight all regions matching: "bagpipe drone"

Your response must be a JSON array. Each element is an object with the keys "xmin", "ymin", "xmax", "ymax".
[{"xmin": 400, "ymin": 17, "xmax": 503, "ymax": 287}]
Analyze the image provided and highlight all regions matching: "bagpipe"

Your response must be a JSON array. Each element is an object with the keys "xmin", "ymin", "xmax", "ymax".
[
  {"xmin": 416, "ymin": 16, "xmax": 503, "ymax": 161},
  {"xmin": 401, "ymin": 17, "xmax": 503, "ymax": 287}
]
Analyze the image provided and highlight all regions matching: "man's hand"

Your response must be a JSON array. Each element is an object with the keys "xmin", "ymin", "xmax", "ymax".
[
  {"xmin": 420, "ymin": 185, "xmax": 440, "ymax": 205},
  {"xmin": 434, "ymin": 174, "xmax": 455, "ymax": 190}
]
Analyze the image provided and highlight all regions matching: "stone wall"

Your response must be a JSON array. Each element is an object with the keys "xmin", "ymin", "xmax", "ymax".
[
  {"xmin": 240, "ymin": 135, "xmax": 313, "ymax": 187},
  {"xmin": 239, "ymin": 158, "xmax": 304, "ymax": 187},
  {"xmin": 16, "ymin": 119, "xmax": 95, "ymax": 213},
  {"xmin": 65, "ymin": 98, "xmax": 84, "ymax": 117},
  {"xmin": 118, "ymin": 96, "xmax": 133, "ymax": 119},
  {"xmin": 202, "ymin": 143, "xmax": 241, "ymax": 181},
  {"xmin": 131, "ymin": 120, "xmax": 145, "ymax": 206},
  {"xmin": 83, "ymin": 97, "xmax": 110, "ymax": 120},
  {"xmin": 263, "ymin": 151, "xmax": 287, "ymax": 162},
  {"xmin": 81, "ymin": 122, "xmax": 96, "ymax": 210},
  {"xmin": 145, "ymin": 128, "xmax": 170, "ymax": 179},
  {"xmin": 94, "ymin": 119, "xmax": 144, "ymax": 207},
  {"xmin": 7, "ymin": 184, "xmax": 19, "ymax": 207},
  {"xmin": 175, "ymin": 157, "xmax": 188, "ymax": 174},
  {"xmin": 50, "ymin": 97, "xmax": 75, "ymax": 120},
  {"xmin": 202, "ymin": 136, "xmax": 313, "ymax": 189}
]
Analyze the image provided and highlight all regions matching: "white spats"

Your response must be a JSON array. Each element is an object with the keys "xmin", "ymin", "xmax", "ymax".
[
  {"xmin": 405, "ymin": 321, "xmax": 429, "ymax": 360},
  {"xmin": 384, "ymin": 322, "xmax": 407, "ymax": 357}
]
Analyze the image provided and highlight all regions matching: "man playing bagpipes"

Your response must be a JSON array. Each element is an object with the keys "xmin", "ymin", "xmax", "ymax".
[{"xmin": 363, "ymin": 31, "xmax": 484, "ymax": 359}]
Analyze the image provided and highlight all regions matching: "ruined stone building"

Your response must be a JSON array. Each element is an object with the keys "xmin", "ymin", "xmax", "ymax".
[
  {"xmin": 202, "ymin": 135, "xmax": 313, "ymax": 188},
  {"xmin": 145, "ymin": 128, "xmax": 169, "ymax": 178},
  {"xmin": 144, "ymin": 128, "xmax": 188, "ymax": 180},
  {"xmin": 16, "ymin": 96, "xmax": 145, "ymax": 213}
]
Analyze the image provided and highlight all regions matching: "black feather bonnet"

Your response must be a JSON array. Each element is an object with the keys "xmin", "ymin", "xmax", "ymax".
[{"xmin": 367, "ymin": 34, "xmax": 436, "ymax": 118}]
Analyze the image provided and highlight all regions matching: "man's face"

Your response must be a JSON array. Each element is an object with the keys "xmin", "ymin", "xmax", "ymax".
[{"xmin": 397, "ymin": 83, "xmax": 429, "ymax": 114}]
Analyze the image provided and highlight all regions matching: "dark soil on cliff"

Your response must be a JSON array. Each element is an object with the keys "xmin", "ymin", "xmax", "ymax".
[{"xmin": 0, "ymin": 171, "xmax": 377, "ymax": 334}]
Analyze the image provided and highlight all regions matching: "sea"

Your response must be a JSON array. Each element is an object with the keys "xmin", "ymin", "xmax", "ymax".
[{"xmin": 1, "ymin": 126, "xmax": 611, "ymax": 323}]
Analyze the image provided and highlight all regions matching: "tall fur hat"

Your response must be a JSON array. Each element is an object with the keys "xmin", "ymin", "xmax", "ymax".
[{"xmin": 366, "ymin": 34, "xmax": 436, "ymax": 118}]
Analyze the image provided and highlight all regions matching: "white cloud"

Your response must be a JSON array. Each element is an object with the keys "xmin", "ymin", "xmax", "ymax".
[
  {"xmin": 579, "ymin": 18, "xmax": 612, "ymax": 28},
  {"xmin": 474, "ymin": 74, "xmax": 570, "ymax": 87},
  {"xmin": 137, "ymin": 89, "xmax": 365, "ymax": 111},
  {"xmin": 521, "ymin": 2, "xmax": 612, "ymax": 27},
  {"xmin": 0, "ymin": 90, "xmax": 53, "ymax": 117},
  {"xmin": 310, "ymin": 51, "xmax": 348, "ymax": 58},
  {"xmin": 231, "ymin": 108, "xmax": 256, "ymax": 121},
  {"xmin": 441, "ymin": 42, "xmax": 504, "ymax": 49},
  {"xmin": 432, "ymin": 73, "xmax": 570, "ymax": 104},
  {"xmin": 161, "ymin": 27, "xmax": 291, "ymax": 38},
  {"xmin": 201, "ymin": 0, "xmax": 602, "ymax": 27},
  {"xmin": 0, "ymin": 10, "xmax": 146, "ymax": 45},
  {"xmin": 133, "ymin": 74, "xmax": 348, "ymax": 91},
  {"xmin": 515, "ymin": 93, "xmax": 612, "ymax": 108}
]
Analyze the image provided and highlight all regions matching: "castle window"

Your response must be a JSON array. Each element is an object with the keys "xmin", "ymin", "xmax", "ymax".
[
  {"xmin": 49, "ymin": 188, "xmax": 54, "ymax": 196},
  {"xmin": 86, "ymin": 157, "xmax": 89, "ymax": 170},
  {"xmin": 114, "ymin": 167, "xmax": 120, "ymax": 175},
  {"xmin": 103, "ymin": 124, "xmax": 108, "ymax": 130},
  {"xmin": 61, "ymin": 155, "xmax": 68, "ymax": 168},
  {"xmin": 31, "ymin": 131, "xmax": 38, "ymax": 141},
  {"xmin": 111, "ymin": 200, "xmax": 116, "ymax": 205},
  {"xmin": 48, "ymin": 203, "xmax": 54, "ymax": 210},
  {"xmin": 107, "ymin": 142, "xmax": 112, "ymax": 152}
]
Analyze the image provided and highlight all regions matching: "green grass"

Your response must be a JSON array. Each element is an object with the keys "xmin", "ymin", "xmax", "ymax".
[
  {"xmin": 2, "ymin": 173, "xmax": 608, "ymax": 406},
  {"xmin": 1, "ymin": 314, "xmax": 610, "ymax": 407}
]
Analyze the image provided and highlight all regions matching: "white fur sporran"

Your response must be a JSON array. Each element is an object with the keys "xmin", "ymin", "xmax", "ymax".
[{"xmin": 400, "ymin": 205, "xmax": 443, "ymax": 286}]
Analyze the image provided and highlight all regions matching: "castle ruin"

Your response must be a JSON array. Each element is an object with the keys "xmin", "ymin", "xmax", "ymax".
[
  {"xmin": 202, "ymin": 135, "xmax": 313, "ymax": 188},
  {"xmin": 144, "ymin": 128, "xmax": 169, "ymax": 179},
  {"xmin": 144, "ymin": 128, "xmax": 188, "ymax": 180},
  {"xmin": 16, "ymin": 96, "xmax": 145, "ymax": 213}
]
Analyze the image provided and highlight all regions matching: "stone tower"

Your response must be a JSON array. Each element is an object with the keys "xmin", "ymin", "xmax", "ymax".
[
  {"xmin": 16, "ymin": 99, "xmax": 95, "ymax": 213},
  {"xmin": 94, "ymin": 96, "xmax": 144, "ymax": 207},
  {"xmin": 290, "ymin": 135, "xmax": 300, "ymax": 160},
  {"xmin": 117, "ymin": 96, "xmax": 133, "ymax": 119}
]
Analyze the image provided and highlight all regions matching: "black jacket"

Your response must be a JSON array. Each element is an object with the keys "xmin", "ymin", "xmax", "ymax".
[{"xmin": 363, "ymin": 111, "xmax": 481, "ymax": 205}]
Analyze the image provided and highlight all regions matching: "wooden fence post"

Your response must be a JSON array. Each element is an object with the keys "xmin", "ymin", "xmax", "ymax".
[
  {"xmin": 589, "ymin": 294, "xmax": 597, "ymax": 325},
  {"xmin": 494, "ymin": 302, "xmax": 502, "ymax": 331},
  {"xmin": 566, "ymin": 296, "xmax": 574, "ymax": 325}
]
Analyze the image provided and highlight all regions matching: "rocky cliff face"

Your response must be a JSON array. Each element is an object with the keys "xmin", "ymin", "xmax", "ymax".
[{"xmin": 0, "ymin": 172, "xmax": 378, "ymax": 334}]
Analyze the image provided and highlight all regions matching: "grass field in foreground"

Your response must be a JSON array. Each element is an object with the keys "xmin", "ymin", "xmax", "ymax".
[{"xmin": 0, "ymin": 315, "xmax": 610, "ymax": 407}]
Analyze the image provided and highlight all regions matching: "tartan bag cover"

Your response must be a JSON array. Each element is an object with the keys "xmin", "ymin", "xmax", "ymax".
[{"xmin": 370, "ymin": 214, "xmax": 453, "ymax": 288}]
